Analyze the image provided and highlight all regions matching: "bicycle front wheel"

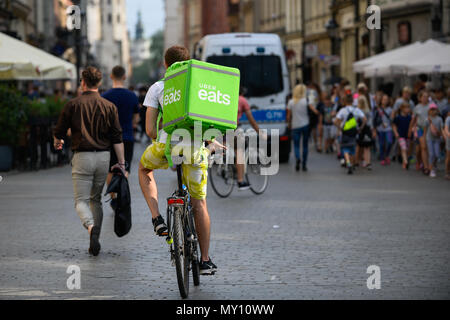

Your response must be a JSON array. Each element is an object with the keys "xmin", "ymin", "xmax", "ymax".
[
  {"xmin": 172, "ymin": 208, "xmax": 190, "ymax": 299},
  {"xmin": 246, "ymin": 163, "xmax": 269, "ymax": 195},
  {"xmin": 209, "ymin": 163, "xmax": 235, "ymax": 198}
]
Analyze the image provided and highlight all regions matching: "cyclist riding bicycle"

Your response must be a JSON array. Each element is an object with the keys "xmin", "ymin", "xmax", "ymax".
[
  {"xmin": 138, "ymin": 46, "xmax": 223, "ymax": 275},
  {"xmin": 235, "ymin": 87, "xmax": 261, "ymax": 190}
]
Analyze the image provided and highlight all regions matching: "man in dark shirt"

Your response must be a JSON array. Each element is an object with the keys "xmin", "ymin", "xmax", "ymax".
[
  {"xmin": 102, "ymin": 66, "xmax": 140, "ymax": 209},
  {"xmin": 102, "ymin": 66, "xmax": 140, "ymax": 175},
  {"xmin": 54, "ymin": 66, "xmax": 125, "ymax": 256}
]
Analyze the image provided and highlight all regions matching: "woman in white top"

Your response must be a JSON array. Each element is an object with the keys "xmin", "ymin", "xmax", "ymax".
[{"xmin": 287, "ymin": 84, "xmax": 320, "ymax": 172}]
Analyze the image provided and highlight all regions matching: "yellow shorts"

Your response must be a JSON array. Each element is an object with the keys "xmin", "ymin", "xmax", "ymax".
[{"xmin": 140, "ymin": 142, "xmax": 210, "ymax": 200}]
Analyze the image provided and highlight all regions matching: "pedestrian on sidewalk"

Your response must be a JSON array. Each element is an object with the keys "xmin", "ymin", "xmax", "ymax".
[
  {"xmin": 287, "ymin": 84, "xmax": 320, "ymax": 172},
  {"xmin": 53, "ymin": 67, "xmax": 125, "ymax": 256},
  {"xmin": 444, "ymin": 110, "xmax": 450, "ymax": 180},
  {"xmin": 355, "ymin": 94, "xmax": 375, "ymax": 170},
  {"xmin": 393, "ymin": 102, "xmax": 413, "ymax": 170},
  {"xmin": 410, "ymin": 90, "xmax": 430, "ymax": 174},
  {"xmin": 102, "ymin": 66, "xmax": 140, "ymax": 210},
  {"xmin": 335, "ymin": 94, "xmax": 367, "ymax": 175},
  {"xmin": 374, "ymin": 94, "xmax": 394, "ymax": 166},
  {"xmin": 424, "ymin": 104, "xmax": 444, "ymax": 178}
]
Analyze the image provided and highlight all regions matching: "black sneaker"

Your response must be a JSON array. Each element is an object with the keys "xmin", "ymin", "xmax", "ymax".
[
  {"xmin": 347, "ymin": 165, "xmax": 354, "ymax": 175},
  {"xmin": 152, "ymin": 215, "xmax": 168, "ymax": 237},
  {"xmin": 295, "ymin": 160, "xmax": 301, "ymax": 172},
  {"xmin": 200, "ymin": 258, "xmax": 217, "ymax": 276},
  {"xmin": 89, "ymin": 226, "xmax": 101, "ymax": 256},
  {"xmin": 238, "ymin": 181, "xmax": 251, "ymax": 191},
  {"xmin": 302, "ymin": 165, "xmax": 308, "ymax": 172}
]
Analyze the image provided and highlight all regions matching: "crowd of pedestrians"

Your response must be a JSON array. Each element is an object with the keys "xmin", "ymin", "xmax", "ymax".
[{"xmin": 287, "ymin": 79, "xmax": 450, "ymax": 179}]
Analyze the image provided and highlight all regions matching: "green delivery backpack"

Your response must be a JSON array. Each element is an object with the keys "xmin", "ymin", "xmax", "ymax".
[{"xmin": 160, "ymin": 59, "xmax": 240, "ymax": 165}]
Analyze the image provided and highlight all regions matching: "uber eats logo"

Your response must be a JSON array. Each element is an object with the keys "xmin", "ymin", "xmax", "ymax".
[
  {"xmin": 164, "ymin": 87, "xmax": 182, "ymax": 106},
  {"xmin": 198, "ymin": 83, "xmax": 231, "ymax": 105}
]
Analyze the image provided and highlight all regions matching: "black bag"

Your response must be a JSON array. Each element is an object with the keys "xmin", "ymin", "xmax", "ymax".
[{"xmin": 105, "ymin": 168, "xmax": 132, "ymax": 237}]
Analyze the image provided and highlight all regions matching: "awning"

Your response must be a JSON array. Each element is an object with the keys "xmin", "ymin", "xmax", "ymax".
[
  {"xmin": 0, "ymin": 32, "xmax": 76, "ymax": 80},
  {"xmin": 353, "ymin": 39, "xmax": 450, "ymax": 77}
]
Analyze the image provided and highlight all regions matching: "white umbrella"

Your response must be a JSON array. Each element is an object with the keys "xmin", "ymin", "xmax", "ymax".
[
  {"xmin": 354, "ymin": 39, "xmax": 449, "ymax": 77},
  {"xmin": 405, "ymin": 42, "xmax": 450, "ymax": 75},
  {"xmin": 0, "ymin": 32, "xmax": 76, "ymax": 80},
  {"xmin": 353, "ymin": 41, "xmax": 423, "ymax": 73}
]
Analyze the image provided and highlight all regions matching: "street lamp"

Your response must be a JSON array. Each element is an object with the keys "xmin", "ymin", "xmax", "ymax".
[{"xmin": 325, "ymin": 18, "xmax": 340, "ymax": 78}]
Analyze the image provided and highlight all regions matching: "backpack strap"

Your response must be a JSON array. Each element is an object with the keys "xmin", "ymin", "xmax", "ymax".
[{"xmin": 156, "ymin": 78, "xmax": 175, "ymax": 168}]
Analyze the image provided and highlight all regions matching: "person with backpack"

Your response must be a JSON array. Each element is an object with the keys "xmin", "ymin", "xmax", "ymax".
[
  {"xmin": 374, "ymin": 94, "xmax": 394, "ymax": 166},
  {"xmin": 335, "ymin": 94, "xmax": 367, "ymax": 174},
  {"xmin": 138, "ymin": 46, "xmax": 222, "ymax": 275}
]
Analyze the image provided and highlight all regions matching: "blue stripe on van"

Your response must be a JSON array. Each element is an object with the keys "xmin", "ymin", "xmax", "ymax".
[{"xmin": 240, "ymin": 109, "xmax": 286, "ymax": 124}]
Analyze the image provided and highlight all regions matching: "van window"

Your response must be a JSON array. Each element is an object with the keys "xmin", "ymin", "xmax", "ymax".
[{"xmin": 207, "ymin": 55, "xmax": 284, "ymax": 97}]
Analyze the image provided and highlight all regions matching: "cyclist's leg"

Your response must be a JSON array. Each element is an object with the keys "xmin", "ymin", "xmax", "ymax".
[
  {"xmin": 191, "ymin": 198, "xmax": 211, "ymax": 262},
  {"xmin": 182, "ymin": 147, "xmax": 213, "ymax": 263},
  {"xmin": 138, "ymin": 163, "xmax": 160, "ymax": 219},
  {"xmin": 139, "ymin": 142, "xmax": 170, "ymax": 235}
]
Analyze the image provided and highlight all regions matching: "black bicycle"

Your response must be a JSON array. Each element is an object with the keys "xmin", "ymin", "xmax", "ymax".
[
  {"xmin": 209, "ymin": 135, "xmax": 269, "ymax": 198},
  {"xmin": 166, "ymin": 163, "xmax": 201, "ymax": 299}
]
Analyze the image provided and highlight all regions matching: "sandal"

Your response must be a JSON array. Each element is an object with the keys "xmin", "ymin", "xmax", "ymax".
[{"xmin": 152, "ymin": 215, "xmax": 169, "ymax": 237}]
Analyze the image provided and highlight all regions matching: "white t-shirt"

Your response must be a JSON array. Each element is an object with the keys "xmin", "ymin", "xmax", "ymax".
[
  {"xmin": 287, "ymin": 98, "xmax": 310, "ymax": 129},
  {"xmin": 336, "ymin": 106, "xmax": 366, "ymax": 129},
  {"xmin": 143, "ymin": 81, "xmax": 168, "ymax": 143}
]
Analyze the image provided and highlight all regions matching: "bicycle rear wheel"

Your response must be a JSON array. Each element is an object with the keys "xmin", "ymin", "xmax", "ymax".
[
  {"xmin": 172, "ymin": 208, "xmax": 189, "ymax": 299},
  {"xmin": 209, "ymin": 163, "xmax": 235, "ymax": 198}
]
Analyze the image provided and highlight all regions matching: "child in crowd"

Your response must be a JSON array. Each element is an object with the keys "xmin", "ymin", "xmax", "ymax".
[
  {"xmin": 444, "ymin": 111, "xmax": 450, "ymax": 180},
  {"xmin": 410, "ymin": 90, "xmax": 430, "ymax": 174},
  {"xmin": 321, "ymin": 92, "xmax": 337, "ymax": 154},
  {"xmin": 424, "ymin": 104, "xmax": 444, "ymax": 178},
  {"xmin": 374, "ymin": 94, "xmax": 394, "ymax": 165},
  {"xmin": 393, "ymin": 103, "xmax": 413, "ymax": 170}
]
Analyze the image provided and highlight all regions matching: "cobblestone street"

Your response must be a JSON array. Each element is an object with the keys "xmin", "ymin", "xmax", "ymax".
[{"xmin": 0, "ymin": 143, "xmax": 449, "ymax": 300}]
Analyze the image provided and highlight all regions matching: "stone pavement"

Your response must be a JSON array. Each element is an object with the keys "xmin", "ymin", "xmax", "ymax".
[{"xmin": 0, "ymin": 143, "xmax": 449, "ymax": 300}]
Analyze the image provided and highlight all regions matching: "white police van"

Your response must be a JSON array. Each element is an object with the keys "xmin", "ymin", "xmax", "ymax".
[{"xmin": 194, "ymin": 33, "xmax": 291, "ymax": 163}]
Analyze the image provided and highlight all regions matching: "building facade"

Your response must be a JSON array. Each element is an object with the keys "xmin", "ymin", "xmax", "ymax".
[
  {"xmin": 164, "ymin": 0, "xmax": 184, "ymax": 50},
  {"xmin": 87, "ymin": 0, "xmax": 131, "ymax": 87},
  {"xmin": 131, "ymin": 10, "xmax": 151, "ymax": 67}
]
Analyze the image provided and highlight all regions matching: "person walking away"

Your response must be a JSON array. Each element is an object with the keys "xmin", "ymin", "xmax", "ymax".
[
  {"xmin": 335, "ymin": 94, "xmax": 367, "ymax": 174},
  {"xmin": 409, "ymin": 90, "xmax": 430, "ymax": 174},
  {"xmin": 321, "ymin": 92, "xmax": 337, "ymax": 154},
  {"xmin": 424, "ymin": 104, "xmax": 444, "ymax": 178},
  {"xmin": 444, "ymin": 110, "xmax": 450, "ymax": 180},
  {"xmin": 138, "ymin": 86, "xmax": 149, "ymax": 143},
  {"xmin": 138, "ymin": 46, "xmax": 222, "ymax": 275},
  {"xmin": 235, "ymin": 86, "xmax": 260, "ymax": 190},
  {"xmin": 307, "ymin": 82, "xmax": 322, "ymax": 152},
  {"xmin": 287, "ymin": 84, "xmax": 320, "ymax": 172},
  {"xmin": 356, "ymin": 95, "xmax": 374, "ymax": 170},
  {"xmin": 102, "ymin": 66, "xmax": 140, "ymax": 209},
  {"xmin": 53, "ymin": 67, "xmax": 125, "ymax": 256},
  {"xmin": 374, "ymin": 95, "xmax": 394, "ymax": 166},
  {"xmin": 393, "ymin": 103, "xmax": 413, "ymax": 170}
]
